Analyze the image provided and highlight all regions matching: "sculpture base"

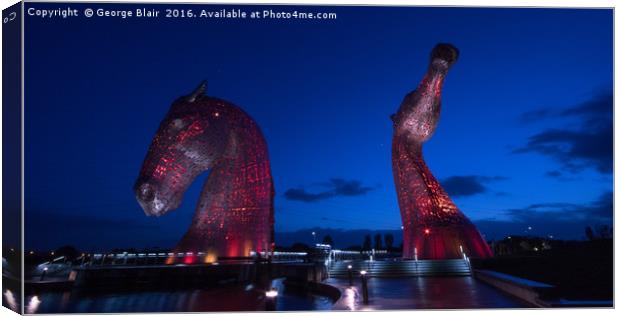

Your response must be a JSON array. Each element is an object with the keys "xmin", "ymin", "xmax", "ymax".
[{"xmin": 403, "ymin": 224, "xmax": 493, "ymax": 260}]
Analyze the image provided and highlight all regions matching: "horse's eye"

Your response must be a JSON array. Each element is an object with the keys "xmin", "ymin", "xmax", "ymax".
[{"xmin": 171, "ymin": 119, "xmax": 186, "ymax": 130}]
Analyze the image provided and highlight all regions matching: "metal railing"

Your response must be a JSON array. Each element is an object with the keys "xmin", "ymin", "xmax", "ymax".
[{"xmin": 76, "ymin": 251, "xmax": 310, "ymax": 267}]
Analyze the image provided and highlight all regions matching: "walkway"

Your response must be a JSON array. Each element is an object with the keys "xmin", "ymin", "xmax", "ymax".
[{"xmin": 325, "ymin": 276, "xmax": 527, "ymax": 310}]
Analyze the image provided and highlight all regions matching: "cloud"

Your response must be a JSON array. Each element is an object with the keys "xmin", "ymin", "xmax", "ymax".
[
  {"xmin": 475, "ymin": 192, "xmax": 612, "ymax": 240},
  {"xmin": 544, "ymin": 170, "xmax": 581, "ymax": 181},
  {"xmin": 506, "ymin": 192, "xmax": 612, "ymax": 222},
  {"xmin": 284, "ymin": 178, "xmax": 374, "ymax": 203},
  {"xmin": 284, "ymin": 189, "xmax": 333, "ymax": 202},
  {"xmin": 324, "ymin": 178, "xmax": 374, "ymax": 196},
  {"xmin": 545, "ymin": 170, "xmax": 563, "ymax": 178},
  {"xmin": 519, "ymin": 92, "xmax": 611, "ymax": 124},
  {"xmin": 440, "ymin": 175, "xmax": 507, "ymax": 197},
  {"xmin": 514, "ymin": 92, "xmax": 612, "ymax": 174}
]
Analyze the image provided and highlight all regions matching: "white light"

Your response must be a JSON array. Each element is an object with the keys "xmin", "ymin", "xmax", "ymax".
[
  {"xmin": 43, "ymin": 267, "xmax": 48, "ymax": 271},
  {"xmin": 528, "ymin": 226, "xmax": 532, "ymax": 230},
  {"xmin": 360, "ymin": 270, "xmax": 367, "ymax": 275},
  {"xmin": 347, "ymin": 265, "xmax": 352, "ymax": 269},
  {"xmin": 344, "ymin": 288, "xmax": 356, "ymax": 311},
  {"xmin": 266, "ymin": 289, "xmax": 278, "ymax": 298},
  {"xmin": 26, "ymin": 295, "xmax": 41, "ymax": 314},
  {"xmin": 4, "ymin": 290, "xmax": 17, "ymax": 311}
]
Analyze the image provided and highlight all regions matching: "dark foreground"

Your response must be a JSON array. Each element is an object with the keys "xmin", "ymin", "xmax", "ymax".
[
  {"xmin": 475, "ymin": 239, "xmax": 613, "ymax": 300},
  {"xmin": 6, "ymin": 279, "xmax": 333, "ymax": 313}
]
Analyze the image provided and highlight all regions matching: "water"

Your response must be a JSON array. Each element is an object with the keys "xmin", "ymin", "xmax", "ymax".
[{"xmin": 8, "ymin": 280, "xmax": 334, "ymax": 313}]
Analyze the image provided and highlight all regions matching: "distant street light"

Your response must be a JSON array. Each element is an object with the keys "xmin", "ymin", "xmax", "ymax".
[
  {"xmin": 312, "ymin": 231, "xmax": 316, "ymax": 243},
  {"xmin": 347, "ymin": 265, "xmax": 353, "ymax": 286},
  {"xmin": 360, "ymin": 270, "xmax": 369, "ymax": 304},
  {"xmin": 40, "ymin": 267, "xmax": 48, "ymax": 281}
]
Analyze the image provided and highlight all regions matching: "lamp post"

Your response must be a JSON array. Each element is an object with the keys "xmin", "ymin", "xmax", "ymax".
[
  {"xmin": 312, "ymin": 231, "xmax": 316, "ymax": 244},
  {"xmin": 347, "ymin": 265, "xmax": 353, "ymax": 286},
  {"xmin": 265, "ymin": 288, "xmax": 278, "ymax": 311},
  {"xmin": 40, "ymin": 267, "xmax": 48, "ymax": 281},
  {"xmin": 360, "ymin": 270, "xmax": 369, "ymax": 304}
]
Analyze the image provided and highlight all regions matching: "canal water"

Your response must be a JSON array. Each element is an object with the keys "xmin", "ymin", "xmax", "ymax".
[{"xmin": 5, "ymin": 279, "xmax": 334, "ymax": 313}]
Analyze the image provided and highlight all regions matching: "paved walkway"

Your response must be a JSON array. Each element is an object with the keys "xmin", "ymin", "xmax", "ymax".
[{"xmin": 325, "ymin": 276, "xmax": 527, "ymax": 310}]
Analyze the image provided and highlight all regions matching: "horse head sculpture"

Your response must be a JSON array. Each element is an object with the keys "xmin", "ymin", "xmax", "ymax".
[
  {"xmin": 392, "ymin": 44, "xmax": 493, "ymax": 259},
  {"xmin": 135, "ymin": 81, "xmax": 274, "ymax": 260}
]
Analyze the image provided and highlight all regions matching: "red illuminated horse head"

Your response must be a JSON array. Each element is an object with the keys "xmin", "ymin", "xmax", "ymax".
[
  {"xmin": 391, "ymin": 44, "xmax": 493, "ymax": 260},
  {"xmin": 134, "ymin": 81, "xmax": 274, "ymax": 258}
]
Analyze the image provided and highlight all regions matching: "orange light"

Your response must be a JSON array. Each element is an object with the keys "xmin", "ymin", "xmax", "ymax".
[{"xmin": 204, "ymin": 252, "xmax": 217, "ymax": 263}]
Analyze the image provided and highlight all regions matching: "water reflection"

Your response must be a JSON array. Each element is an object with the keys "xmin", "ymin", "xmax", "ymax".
[
  {"xmin": 24, "ymin": 283, "xmax": 333, "ymax": 313},
  {"xmin": 344, "ymin": 287, "xmax": 358, "ymax": 311},
  {"xmin": 3, "ymin": 289, "xmax": 18, "ymax": 311},
  {"xmin": 26, "ymin": 296, "xmax": 41, "ymax": 314}
]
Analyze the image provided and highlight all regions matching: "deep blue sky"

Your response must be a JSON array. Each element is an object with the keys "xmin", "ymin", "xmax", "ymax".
[{"xmin": 23, "ymin": 3, "xmax": 612, "ymax": 250}]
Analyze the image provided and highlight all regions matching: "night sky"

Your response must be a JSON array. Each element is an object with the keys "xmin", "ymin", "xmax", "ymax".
[{"xmin": 23, "ymin": 3, "xmax": 612, "ymax": 251}]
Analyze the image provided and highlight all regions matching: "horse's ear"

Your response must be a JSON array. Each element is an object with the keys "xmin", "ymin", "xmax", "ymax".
[{"xmin": 186, "ymin": 80, "xmax": 208, "ymax": 103}]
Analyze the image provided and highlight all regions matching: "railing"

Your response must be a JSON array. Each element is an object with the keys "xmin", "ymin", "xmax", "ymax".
[
  {"xmin": 460, "ymin": 245, "xmax": 473, "ymax": 273},
  {"xmin": 76, "ymin": 251, "xmax": 310, "ymax": 267}
]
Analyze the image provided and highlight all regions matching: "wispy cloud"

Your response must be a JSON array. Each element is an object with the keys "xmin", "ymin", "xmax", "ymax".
[
  {"xmin": 475, "ymin": 192, "xmax": 612, "ymax": 240},
  {"xmin": 440, "ymin": 175, "xmax": 507, "ymax": 197},
  {"xmin": 284, "ymin": 178, "xmax": 374, "ymax": 203},
  {"xmin": 515, "ymin": 92, "xmax": 612, "ymax": 174}
]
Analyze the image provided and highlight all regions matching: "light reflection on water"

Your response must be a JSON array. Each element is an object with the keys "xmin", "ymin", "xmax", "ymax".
[
  {"xmin": 26, "ymin": 295, "xmax": 41, "ymax": 314},
  {"xmin": 23, "ymin": 283, "xmax": 333, "ymax": 313},
  {"xmin": 3, "ymin": 289, "xmax": 18, "ymax": 311}
]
